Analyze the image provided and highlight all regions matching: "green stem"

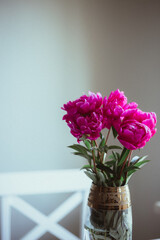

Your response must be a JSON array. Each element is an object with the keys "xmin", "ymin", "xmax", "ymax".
[
  {"xmin": 100, "ymin": 128, "xmax": 111, "ymax": 163},
  {"xmin": 119, "ymin": 150, "xmax": 131, "ymax": 180},
  {"xmin": 127, "ymin": 150, "xmax": 133, "ymax": 167},
  {"xmin": 91, "ymin": 141, "xmax": 97, "ymax": 174},
  {"xmin": 95, "ymin": 140, "xmax": 101, "ymax": 161},
  {"xmin": 124, "ymin": 150, "xmax": 133, "ymax": 184},
  {"xmin": 94, "ymin": 140, "xmax": 98, "ymax": 147}
]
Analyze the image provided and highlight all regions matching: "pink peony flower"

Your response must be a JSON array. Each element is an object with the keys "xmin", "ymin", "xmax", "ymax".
[
  {"xmin": 103, "ymin": 89, "xmax": 138, "ymax": 131},
  {"xmin": 117, "ymin": 109, "xmax": 157, "ymax": 150},
  {"xmin": 62, "ymin": 92, "xmax": 103, "ymax": 141},
  {"xmin": 133, "ymin": 109, "xmax": 157, "ymax": 137}
]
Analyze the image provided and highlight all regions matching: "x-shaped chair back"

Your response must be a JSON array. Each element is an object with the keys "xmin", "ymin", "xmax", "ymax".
[{"xmin": 0, "ymin": 169, "xmax": 91, "ymax": 240}]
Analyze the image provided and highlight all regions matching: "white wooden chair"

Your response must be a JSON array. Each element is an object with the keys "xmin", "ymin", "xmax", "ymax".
[{"xmin": 0, "ymin": 169, "xmax": 91, "ymax": 240}]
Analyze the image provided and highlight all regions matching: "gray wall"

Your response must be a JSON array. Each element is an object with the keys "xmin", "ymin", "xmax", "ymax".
[
  {"xmin": 0, "ymin": 0, "xmax": 160, "ymax": 239},
  {"xmin": 0, "ymin": 0, "xmax": 92, "ymax": 172},
  {"xmin": 0, "ymin": 0, "xmax": 91, "ymax": 239},
  {"xmin": 81, "ymin": 1, "xmax": 160, "ymax": 240}
]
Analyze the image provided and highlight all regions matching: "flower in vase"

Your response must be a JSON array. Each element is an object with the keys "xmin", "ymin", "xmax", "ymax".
[
  {"xmin": 62, "ymin": 90, "xmax": 158, "ymax": 239},
  {"xmin": 117, "ymin": 109, "xmax": 157, "ymax": 150},
  {"xmin": 61, "ymin": 92, "xmax": 103, "ymax": 141},
  {"xmin": 103, "ymin": 89, "xmax": 137, "ymax": 131},
  {"xmin": 62, "ymin": 90, "xmax": 157, "ymax": 187}
]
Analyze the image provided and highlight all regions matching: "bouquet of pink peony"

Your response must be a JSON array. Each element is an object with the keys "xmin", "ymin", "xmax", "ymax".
[
  {"xmin": 62, "ymin": 89, "xmax": 157, "ymax": 240},
  {"xmin": 61, "ymin": 89, "xmax": 157, "ymax": 187}
]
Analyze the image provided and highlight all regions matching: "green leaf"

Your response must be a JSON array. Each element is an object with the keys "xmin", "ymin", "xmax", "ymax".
[
  {"xmin": 97, "ymin": 163, "xmax": 114, "ymax": 174},
  {"xmin": 125, "ymin": 157, "xmax": 149, "ymax": 184},
  {"xmin": 134, "ymin": 160, "xmax": 150, "ymax": 168},
  {"xmin": 100, "ymin": 132, "xmax": 103, "ymax": 139},
  {"xmin": 73, "ymin": 152, "xmax": 92, "ymax": 159},
  {"xmin": 124, "ymin": 165, "xmax": 139, "ymax": 172},
  {"xmin": 126, "ymin": 169, "xmax": 137, "ymax": 183},
  {"xmin": 108, "ymin": 145, "xmax": 122, "ymax": 150},
  {"xmin": 127, "ymin": 169, "xmax": 137, "ymax": 177},
  {"xmin": 118, "ymin": 148, "xmax": 130, "ymax": 167},
  {"xmin": 112, "ymin": 151, "xmax": 117, "ymax": 160},
  {"xmin": 104, "ymin": 145, "xmax": 109, "ymax": 153},
  {"xmin": 120, "ymin": 147, "xmax": 127, "ymax": 158},
  {"xmin": 112, "ymin": 126, "xmax": 118, "ymax": 138},
  {"xmin": 91, "ymin": 140, "xmax": 96, "ymax": 147},
  {"xmin": 97, "ymin": 171, "xmax": 106, "ymax": 185},
  {"xmin": 108, "ymin": 151, "xmax": 117, "ymax": 161},
  {"xmin": 80, "ymin": 164, "xmax": 93, "ymax": 170},
  {"xmin": 84, "ymin": 140, "xmax": 91, "ymax": 150},
  {"xmin": 68, "ymin": 144, "xmax": 89, "ymax": 154},
  {"xmin": 131, "ymin": 155, "xmax": 148, "ymax": 165},
  {"xmin": 105, "ymin": 159, "xmax": 116, "ymax": 166},
  {"xmin": 108, "ymin": 154, "xmax": 114, "ymax": 160},
  {"xmin": 84, "ymin": 171, "xmax": 97, "ymax": 184},
  {"xmin": 116, "ymin": 152, "xmax": 120, "ymax": 160},
  {"xmin": 73, "ymin": 152, "xmax": 92, "ymax": 165},
  {"xmin": 115, "ymin": 179, "xmax": 123, "ymax": 186}
]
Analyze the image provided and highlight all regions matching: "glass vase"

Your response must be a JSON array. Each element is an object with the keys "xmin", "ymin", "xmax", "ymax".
[{"xmin": 84, "ymin": 183, "xmax": 132, "ymax": 240}]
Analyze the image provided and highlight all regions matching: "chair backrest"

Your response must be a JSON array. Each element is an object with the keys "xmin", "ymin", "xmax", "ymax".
[{"xmin": 0, "ymin": 169, "xmax": 91, "ymax": 240}]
